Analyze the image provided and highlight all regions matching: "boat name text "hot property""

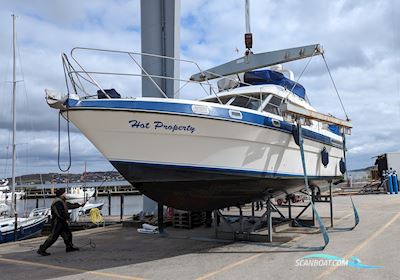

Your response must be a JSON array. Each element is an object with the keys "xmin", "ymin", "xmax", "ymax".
[{"xmin": 129, "ymin": 120, "xmax": 196, "ymax": 134}]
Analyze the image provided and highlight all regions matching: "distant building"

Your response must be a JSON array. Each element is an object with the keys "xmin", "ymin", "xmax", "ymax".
[{"xmin": 348, "ymin": 166, "xmax": 375, "ymax": 181}]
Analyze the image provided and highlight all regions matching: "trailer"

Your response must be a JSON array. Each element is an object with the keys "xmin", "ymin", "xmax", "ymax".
[{"xmin": 375, "ymin": 152, "xmax": 400, "ymax": 178}]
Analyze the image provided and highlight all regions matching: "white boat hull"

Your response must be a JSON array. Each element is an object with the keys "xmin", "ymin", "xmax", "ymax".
[
  {"xmin": 61, "ymin": 99, "xmax": 345, "ymax": 210},
  {"xmin": 66, "ymin": 188, "xmax": 95, "ymax": 201},
  {"xmin": 0, "ymin": 208, "xmax": 49, "ymax": 243}
]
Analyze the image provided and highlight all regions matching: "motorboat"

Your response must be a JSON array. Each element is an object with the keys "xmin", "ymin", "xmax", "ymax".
[
  {"xmin": 66, "ymin": 185, "xmax": 95, "ymax": 201},
  {"xmin": 80, "ymin": 200, "xmax": 104, "ymax": 215},
  {"xmin": 45, "ymin": 43, "xmax": 351, "ymax": 211}
]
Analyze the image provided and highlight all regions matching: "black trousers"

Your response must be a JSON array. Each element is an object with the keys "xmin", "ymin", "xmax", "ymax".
[{"xmin": 40, "ymin": 220, "xmax": 73, "ymax": 250}]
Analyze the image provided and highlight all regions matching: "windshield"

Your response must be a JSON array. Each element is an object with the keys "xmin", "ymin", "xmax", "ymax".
[
  {"xmin": 263, "ymin": 95, "xmax": 282, "ymax": 115},
  {"xmin": 230, "ymin": 96, "xmax": 261, "ymax": 110}
]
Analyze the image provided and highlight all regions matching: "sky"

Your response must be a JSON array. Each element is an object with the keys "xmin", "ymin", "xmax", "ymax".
[{"xmin": 0, "ymin": 0, "xmax": 399, "ymax": 176}]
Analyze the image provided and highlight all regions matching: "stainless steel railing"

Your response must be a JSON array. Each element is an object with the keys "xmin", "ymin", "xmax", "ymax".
[{"xmin": 62, "ymin": 46, "xmax": 255, "ymax": 104}]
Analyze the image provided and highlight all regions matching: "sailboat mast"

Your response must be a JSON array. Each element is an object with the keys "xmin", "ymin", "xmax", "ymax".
[
  {"xmin": 11, "ymin": 14, "xmax": 17, "ymax": 213},
  {"xmin": 245, "ymin": 0, "xmax": 251, "ymax": 33}
]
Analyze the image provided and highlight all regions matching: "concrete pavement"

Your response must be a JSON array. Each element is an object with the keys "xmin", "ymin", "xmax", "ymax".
[{"xmin": 1, "ymin": 195, "xmax": 399, "ymax": 280}]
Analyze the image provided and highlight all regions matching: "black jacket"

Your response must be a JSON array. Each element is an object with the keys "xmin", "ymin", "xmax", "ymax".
[{"xmin": 51, "ymin": 197, "xmax": 70, "ymax": 223}]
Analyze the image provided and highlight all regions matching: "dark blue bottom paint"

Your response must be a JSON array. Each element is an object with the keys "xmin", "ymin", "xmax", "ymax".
[{"xmin": 111, "ymin": 160, "xmax": 341, "ymax": 211}]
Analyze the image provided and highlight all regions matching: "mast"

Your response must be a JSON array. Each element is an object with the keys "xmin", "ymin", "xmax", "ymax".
[
  {"xmin": 244, "ymin": 0, "xmax": 253, "ymax": 53},
  {"xmin": 245, "ymin": 0, "xmax": 251, "ymax": 33},
  {"xmin": 11, "ymin": 14, "xmax": 17, "ymax": 214}
]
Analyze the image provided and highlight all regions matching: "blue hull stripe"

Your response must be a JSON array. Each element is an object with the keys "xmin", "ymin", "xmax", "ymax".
[
  {"xmin": 111, "ymin": 159, "xmax": 341, "ymax": 180},
  {"xmin": 67, "ymin": 99, "xmax": 343, "ymax": 149}
]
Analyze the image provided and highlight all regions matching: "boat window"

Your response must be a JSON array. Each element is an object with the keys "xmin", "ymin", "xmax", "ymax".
[
  {"xmin": 205, "ymin": 96, "xmax": 232, "ymax": 104},
  {"xmin": 230, "ymin": 96, "xmax": 261, "ymax": 110},
  {"xmin": 263, "ymin": 95, "xmax": 283, "ymax": 115}
]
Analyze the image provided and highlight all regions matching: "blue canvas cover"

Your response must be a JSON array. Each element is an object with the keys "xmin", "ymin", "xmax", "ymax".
[
  {"xmin": 243, "ymin": 70, "xmax": 306, "ymax": 99},
  {"xmin": 328, "ymin": 124, "xmax": 341, "ymax": 135}
]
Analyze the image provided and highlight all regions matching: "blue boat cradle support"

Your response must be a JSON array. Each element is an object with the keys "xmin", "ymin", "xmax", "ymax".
[
  {"xmin": 296, "ymin": 120, "xmax": 329, "ymax": 250},
  {"xmin": 333, "ymin": 196, "xmax": 359, "ymax": 231},
  {"xmin": 289, "ymin": 188, "xmax": 359, "ymax": 232},
  {"xmin": 287, "ymin": 120, "xmax": 359, "ymax": 234},
  {"xmin": 209, "ymin": 181, "xmax": 359, "ymax": 247}
]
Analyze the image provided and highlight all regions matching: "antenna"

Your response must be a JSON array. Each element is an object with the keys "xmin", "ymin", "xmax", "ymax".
[{"xmin": 244, "ymin": 0, "xmax": 253, "ymax": 55}]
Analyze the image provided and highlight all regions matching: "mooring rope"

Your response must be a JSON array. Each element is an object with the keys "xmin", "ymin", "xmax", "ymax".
[
  {"xmin": 76, "ymin": 238, "xmax": 96, "ymax": 249},
  {"xmin": 56, "ymin": 55, "xmax": 74, "ymax": 172},
  {"xmin": 89, "ymin": 208, "xmax": 104, "ymax": 225},
  {"xmin": 57, "ymin": 110, "xmax": 71, "ymax": 172}
]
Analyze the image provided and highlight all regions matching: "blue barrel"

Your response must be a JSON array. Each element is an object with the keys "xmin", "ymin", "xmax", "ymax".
[
  {"xmin": 393, "ymin": 173, "xmax": 399, "ymax": 194},
  {"xmin": 388, "ymin": 174, "xmax": 394, "ymax": 194}
]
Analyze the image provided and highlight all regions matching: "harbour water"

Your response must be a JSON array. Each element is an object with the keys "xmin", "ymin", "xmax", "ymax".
[{"xmin": 15, "ymin": 195, "xmax": 143, "ymax": 217}]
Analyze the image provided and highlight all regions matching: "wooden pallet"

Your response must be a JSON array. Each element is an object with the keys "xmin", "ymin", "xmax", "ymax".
[{"xmin": 173, "ymin": 210, "xmax": 206, "ymax": 229}]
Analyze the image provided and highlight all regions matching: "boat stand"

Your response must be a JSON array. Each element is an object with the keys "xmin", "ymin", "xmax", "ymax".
[
  {"xmin": 273, "ymin": 184, "xmax": 358, "ymax": 232},
  {"xmin": 212, "ymin": 197, "xmax": 284, "ymax": 243},
  {"xmin": 277, "ymin": 183, "xmax": 335, "ymax": 228}
]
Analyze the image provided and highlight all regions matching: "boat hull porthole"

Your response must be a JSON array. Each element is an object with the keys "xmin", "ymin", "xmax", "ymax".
[
  {"xmin": 229, "ymin": 110, "xmax": 243, "ymax": 120},
  {"xmin": 191, "ymin": 104, "xmax": 210, "ymax": 115},
  {"xmin": 271, "ymin": 119, "xmax": 281, "ymax": 128}
]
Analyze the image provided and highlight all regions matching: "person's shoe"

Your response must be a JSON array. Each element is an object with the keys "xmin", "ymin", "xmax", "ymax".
[
  {"xmin": 66, "ymin": 246, "xmax": 79, "ymax": 252},
  {"xmin": 37, "ymin": 249, "xmax": 51, "ymax": 256}
]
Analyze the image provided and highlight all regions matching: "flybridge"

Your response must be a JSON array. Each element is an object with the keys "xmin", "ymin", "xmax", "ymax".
[{"xmin": 188, "ymin": 42, "xmax": 352, "ymax": 134}]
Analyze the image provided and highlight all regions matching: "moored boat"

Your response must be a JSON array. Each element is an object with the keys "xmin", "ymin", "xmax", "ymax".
[
  {"xmin": 0, "ymin": 208, "xmax": 50, "ymax": 243},
  {"xmin": 66, "ymin": 185, "xmax": 95, "ymax": 201}
]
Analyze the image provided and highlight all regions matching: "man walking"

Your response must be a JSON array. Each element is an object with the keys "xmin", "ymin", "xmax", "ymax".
[{"xmin": 37, "ymin": 188, "xmax": 80, "ymax": 256}]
